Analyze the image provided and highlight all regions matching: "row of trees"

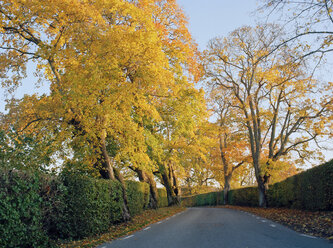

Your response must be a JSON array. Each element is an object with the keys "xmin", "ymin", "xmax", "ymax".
[
  {"xmin": 0, "ymin": 0, "xmax": 208, "ymax": 220},
  {"xmin": 1, "ymin": 0, "xmax": 332, "ymax": 211}
]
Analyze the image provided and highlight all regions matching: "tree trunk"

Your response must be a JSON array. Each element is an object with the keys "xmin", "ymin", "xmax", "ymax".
[
  {"xmin": 99, "ymin": 135, "xmax": 131, "ymax": 221},
  {"xmin": 134, "ymin": 168, "xmax": 159, "ymax": 209},
  {"xmin": 223, "ymin": 174, "xmax": 231, "ymax": 205},
  {"xmin": 113, "ymin": 166, "xmax": 131, "ymax": 221},
  {"xmin": 160, "ymin": 163, "xmax": 180, "ymax": 206},
  {"xmin": 257, "ymin": 177, "xmax": 268, "ymax": 208}
]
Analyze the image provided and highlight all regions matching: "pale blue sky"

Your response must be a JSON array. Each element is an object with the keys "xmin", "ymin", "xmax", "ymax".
[{"xmin": 177, "ymin": 0, "xmax": 258, "ymax": 50}]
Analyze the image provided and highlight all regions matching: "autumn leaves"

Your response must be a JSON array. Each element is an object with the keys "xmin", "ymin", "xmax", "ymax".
[
  {"xmin": 0, "ymin": 0, "xmax": 206, "ymax": 218},
  {"xmin": 0, "ymin": 0, "xmax": 332, "ymax": 214}
]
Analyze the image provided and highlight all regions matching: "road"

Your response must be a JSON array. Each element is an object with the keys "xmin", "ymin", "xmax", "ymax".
[{"xmin": 97, "ymin": 207, "xmax": 332, "ymax": 248}]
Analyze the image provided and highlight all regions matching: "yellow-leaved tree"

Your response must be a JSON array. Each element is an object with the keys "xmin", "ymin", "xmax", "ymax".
[{"xmin": 204, "ymin": 24, "xmax": 333, "ymax": 207}]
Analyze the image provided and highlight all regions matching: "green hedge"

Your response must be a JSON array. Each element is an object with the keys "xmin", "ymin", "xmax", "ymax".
[
  {"xmin": 0, "ymin": 170, "xmax": 51, "ymax": 248},
  {"xmin": 56, "ymin": 174, "xmax": 123, "ymax": 239},
  {"xmin": 126, "ymin": 181, "xmax": 150, "ymax": 216},
  {"xmin": 181, "ymin": 191, "xmax": 219, "ymax": 207},
  {"xmin": 268, "ymin": 160, "xmax": 333, "ymax": 210},
  {"xmin": 157, "ymin": 188, "xmax": 168, "ymax": 207},
  {"xmin": 0, "ymin": 169, "xmax": 160, "ymax": 247},
  {"xmin": 229, "ymin": 187, "xmax": 259, "ymax": 207},
  {"xmin": 181, "ymin": 160, "xmax": 333, "ymax": 211}
]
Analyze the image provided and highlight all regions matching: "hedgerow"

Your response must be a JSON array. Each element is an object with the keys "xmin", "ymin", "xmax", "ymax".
[
  {"xmin": 0, "ymin": 168, "xmax": 164, "ymax": 247},
  {"xmin": 181, "ymin": 160, "xmax": 333, "ymax": 211}
]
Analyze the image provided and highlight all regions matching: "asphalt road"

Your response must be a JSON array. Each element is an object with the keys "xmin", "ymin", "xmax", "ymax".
[{"xmin": 97, "ymin": 207, "xmax": 332, "ymax": 248}]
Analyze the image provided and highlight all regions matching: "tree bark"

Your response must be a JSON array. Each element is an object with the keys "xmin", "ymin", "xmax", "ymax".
[
  {"xmin": 160, "ymin": 163, "xmax": 180, "ymax": 206},
  {"xmin": 113, "ymin": 165, "xmax": 131, "ymax": 221},
  {"xmin": 223, "ymin": 174, "xmax": 231, "ymax": 205},
  {"xmin": 133, "ymin": 168, "xmax": 159, "ymax": 209},
  {"xmin": 99, "ymin": 134, "xmax": 131, "ymax": 221},
  {"xmin": 253, "ymin": 157, "xmax": 268, "ymax": 208}
]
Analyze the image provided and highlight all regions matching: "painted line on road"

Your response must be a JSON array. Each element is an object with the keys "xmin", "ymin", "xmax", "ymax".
[
  {"xmin": 256, "ymin": 217, "xmax": 261, "ymax": 220},
  {"xmin": 270, "ymin": 224, "xmax": 276, "ymax": 228},
  {"xmin": 101, "ymin": 246, "xmax": 107, "ymax": 248},
  {"xmin": 156, "ymin": 221, "xmax": 162, "ymax": 224},
  {"xmin": 123, "ymin": 235, "xmax": 134, "ymax": 240},
  {"xmin": 300, "ymin": 234, "xmax": 317, "ymax": 239},
  {"xmin": 143, "ymin": 227, "xmax": 151, "ymax": 231},
  {"xmin": 261, "ymin": 220, "xmax": 267, "ymax": 223}
]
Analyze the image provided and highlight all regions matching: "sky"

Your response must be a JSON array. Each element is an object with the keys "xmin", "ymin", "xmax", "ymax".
[
  {"xmin": 0, "ymin": 0, "xmax": 332, "ymax": 162},
  {"xmin": 177, "ymin": 0, "xmax": 258, "ymax": 50}
]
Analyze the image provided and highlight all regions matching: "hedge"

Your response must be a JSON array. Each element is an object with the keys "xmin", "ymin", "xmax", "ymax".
[
  {"xmin": 0, "ymin": 170, "xmax": 51, "ymax": 248},
  {"xmin": 229, "ymin": 187, "xmax": 259, "ymax": 207},
  {"xmin": 182, "ymin": 160, "xmax": 333, "ymax": 211},
  {"xmin": 0, "ymin": 169, "xmax": 164, "ymax": 247},
  {"xmin": 268, "ymin": 159, "xmax": 333, "ymax": 210},
  {"xmin": 126, "ymin": 181, "xmax": 150, "ymax": 216},
  {"xmin": 157, "ymin": 188, "xmax": 168, "ymax": 208},
  {"xmin": 55, "ymin": 173, "xmax": 124, "ymax": 239},
  {"xmin": 182, "ymin": 191, "xmax": 220, "ymax": 207}
]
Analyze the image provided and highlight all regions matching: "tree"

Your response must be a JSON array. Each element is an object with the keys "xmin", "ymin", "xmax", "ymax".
[
  {"xmin": 205, "ymin": 24, "xmax": 333, "ymax": 207},
  {"xmin": 207, "ymin": 88, "xmax": 250, "ymax": 204},
  {"xmin": 260, "ymin": 0, "xmax": 333, "ymax": 60},
  {"xmin": 1, "ymin": 0, "xmax": 205, "ymax": 211},
  {"xmin": 0, "ymin": 0, "xmax": 178, "ymax": 220},
  {"xmin": 151, "ymin": 86, "xmax": 207, "ymax": 205}
]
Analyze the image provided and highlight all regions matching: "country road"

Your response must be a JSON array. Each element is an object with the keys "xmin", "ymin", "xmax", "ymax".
[{"xmin": 97, "ymin": 207, "xmax": 332, "ymax": 248}]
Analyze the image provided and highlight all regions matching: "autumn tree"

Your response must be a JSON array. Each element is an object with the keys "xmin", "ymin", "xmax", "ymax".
[
  {"xmin": 206, "ymin": 87, "xmax": 250, "ymax": 204},
  {"xmin": 0, "ymin": 0, "xmax": 184, "ymax": 219},
  {"xmin": 140, "ymin": 0, "xmax": 205, "ymax": 205},
  {"xmin": 205, "ymin": 24, "xmax": 333, "ymax": 207},
  {"xmin": 0, "ymin": 0, "xmax": 206, "ymax": 211},
  {"xmin": 180, "ymin": 121, "xmax": 216, "ymax": 196},
  {"xmin": 259, "ymin": 0, "xmax": 333, "ymax": 60}
]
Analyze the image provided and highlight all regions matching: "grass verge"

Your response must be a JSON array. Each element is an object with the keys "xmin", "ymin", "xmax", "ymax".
[
  {"xmin": 59, "ymin": 206, "xmax": 185, "ymax": 248},
  {"xmin": 221, "ymin": 205, "xmax": 333, "ymax": 240}
]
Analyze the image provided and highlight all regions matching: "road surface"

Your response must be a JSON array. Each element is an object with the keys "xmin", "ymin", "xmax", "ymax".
[{"xmin": 97, "ymin": 207, "xmax": 332, "ymax": 248}]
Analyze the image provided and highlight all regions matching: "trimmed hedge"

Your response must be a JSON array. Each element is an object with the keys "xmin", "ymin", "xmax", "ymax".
[
  {"xmin": 126, "ymin": 181, "xmax": 150, "ymax": 216},
  {"xmin": 182, "ymin": 191, "xmax": 220, "ymax": 207},
  {"xmin": 268, "ymin": 160, "xmax": 333, "ymax": 210},
  {"xmin": 182, "ymin": 160, "xmax": 333, "ymax": 211},
  {"xmin": 0, "ymin": 169, "xmax": 162, "ymax": 247},
  {"xmin": 0, "ymin": 170, "xmax": 51, "ymax": 248},
  {"xmin": 157, "ymin": 188, "xmax": 168, "ymax": 207},
  {"xmin": 56, "ymin": 174, "xmax": 124, "ymax": 239},
  {"xmin": 229, "ymin": 187, "xmax": 259, "ymax": 207}
]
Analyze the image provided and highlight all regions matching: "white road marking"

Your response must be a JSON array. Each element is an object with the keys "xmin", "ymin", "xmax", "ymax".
[
  {"xmin": 143, "ymin": 227, "xmax": 151, "ymax": 231},
  {"xmin": 261, "ymin": 220, "xmax": 267, "ymax": 223},
  {"xmin": 300, "ymin": 234, "xmax": 317, "ymax": 239},
  {"xmin": 123, "ymin": 235, "xmax": 134, "ymax": 240},
  {"xmin": 101, "ymin": 246, "xmax": 107, "ymax": 248},
  {"xmin": 270, "ymin": 224, "xmax": 276, "ymax": 228},
  {"xmin": 256, "ymin": 217, "xmax": 260, "ymax": 219},
  {"xmin": 156, "ymin": 221, "xmax": 162, "ymax": 224}
]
